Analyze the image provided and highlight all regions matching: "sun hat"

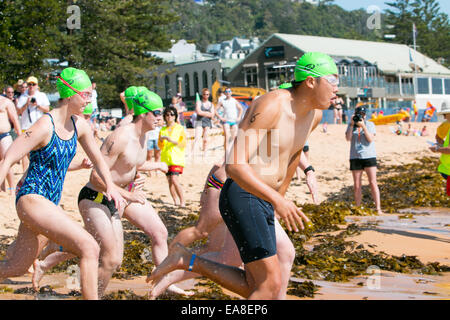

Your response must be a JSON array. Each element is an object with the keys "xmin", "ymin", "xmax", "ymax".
[
  {"xmin": 26, "ymin": 76, "xmax": 39, "ymax": 84},
  {"xmin": 437, "ymin": 100, "xmax": 450, "ymax": 115}
]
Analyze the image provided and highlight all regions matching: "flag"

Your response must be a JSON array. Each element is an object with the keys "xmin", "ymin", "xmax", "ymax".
[
  {"xmin": 196, "ymin": 92, "xmax": 200, "ymax": 103},
  {"xmin": 413, "ymin": 23, "xmax": 418, "ymax": 38},
  {"xmin": 409, "ymin": 48, "xmax": 414, "ymax": 62}
]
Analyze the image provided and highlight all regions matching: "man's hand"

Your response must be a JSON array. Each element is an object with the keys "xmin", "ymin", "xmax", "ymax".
[
  {"xmin": 133, "ymin": 173, "xmax": 146, "ymax": 191},
  {"xmin": 124, "ymin": 190, "xmax": 146, "ymax": 205},
  {"xmin": 157, "ymin": 162, "xmax": 168, "ymax": 173},
  {"xmin": 273, "ymin": 196, "xmax": 310, "ymax": 232},
  {"xmin": 80, "ymin": 158, "xmax": 93, "ymax": 169},
  {"xmin": 105, "ymin": 185, "xmax": 127, "ymax": 212}
]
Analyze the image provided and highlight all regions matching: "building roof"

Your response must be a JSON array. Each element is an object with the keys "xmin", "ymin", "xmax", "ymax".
[
  {"xmin": 148, "ymin": 51, "xmax": 218, "ymax": 66},
  {"xmin": 272, "ymin": 33, "xmax": 450, "ymax": 76}
]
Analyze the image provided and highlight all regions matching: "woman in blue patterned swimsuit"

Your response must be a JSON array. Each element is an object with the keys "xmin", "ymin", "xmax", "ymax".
[{"xmin": 0, "ymin": 68, "xmax": 125, "ymax": 300}]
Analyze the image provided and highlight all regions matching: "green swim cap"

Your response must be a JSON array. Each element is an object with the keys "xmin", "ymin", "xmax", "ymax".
[
  {"xmin": 279, "ymin": 82, "xmax": 293, "ymax": 89},
  {"xmin": 294, "ymin": 52, "xmax": 338, "ymax": 82},
  {"xmin": 83, "ymin": 103, "xmax": 93, "ymax": 115},
  {"xmin": 57, "ymin": 67, "xmax": 92, "ymax": 99},
  {"xmin": 133, "ymin": 87, "xmax": 163, "ymax": 116},
  {"xmin": 124, "ymin": 86, "xmax": 139, "ymax": 110}
]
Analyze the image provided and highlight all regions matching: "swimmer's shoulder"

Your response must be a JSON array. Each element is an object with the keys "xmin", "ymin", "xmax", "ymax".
[{"xmin": 242, "ymin": 91, "xmax": 285, "ymax": 127}]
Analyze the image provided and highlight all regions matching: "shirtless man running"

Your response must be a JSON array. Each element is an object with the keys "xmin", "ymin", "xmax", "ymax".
[
  {"xmin": 0, "ymin": 95, "xmax": 21, "ymax": 193},
  {"xmin": 147, "ymin": 52, "xmax": 339, "ymax": 299},
  {"xmin": 33, "ymin": 87, "xmax": 187, "ymax": 297}
]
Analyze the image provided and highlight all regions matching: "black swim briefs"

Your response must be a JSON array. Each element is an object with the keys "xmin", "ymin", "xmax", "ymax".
[
  {"xmin": 219, "ymin": 179, "xmax": 276, "ymax": 264},
  {"xmin": 78, "ymin": 186, "xmax": 118, "ymax": 215}
]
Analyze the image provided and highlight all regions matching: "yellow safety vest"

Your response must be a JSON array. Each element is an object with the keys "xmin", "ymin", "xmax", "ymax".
[
  {"xmin": 159, "ymin": 123, "xmax": 186, "ymax": 167},
  {"xmin": 438, "ymin": 129, "xmax": 450, "ymax": 175}
]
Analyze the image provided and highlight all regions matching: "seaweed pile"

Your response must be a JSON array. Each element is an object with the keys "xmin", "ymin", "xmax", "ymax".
[
  {"xmin": 377, "ymin": 157, "xmax": 450, "ymax": 211},
  {"xmin": 156, "ymin": 279, "xmax": 238, "ymax": 300},
  {"xmin": 287, "ymin": 281, "xmax": 320, "ymax": 298},
  {"xmin": 291, "ymin": 225, "xmax": 450, "ymax": 283},
  {"xmin": 326, "ymin": 157, "xmax": 450, "ymax": 212}
]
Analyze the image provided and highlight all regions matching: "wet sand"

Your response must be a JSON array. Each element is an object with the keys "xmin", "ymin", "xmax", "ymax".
[{"xmin": 1, "ymin": 122, "xmax": 449, "ymax": 300}]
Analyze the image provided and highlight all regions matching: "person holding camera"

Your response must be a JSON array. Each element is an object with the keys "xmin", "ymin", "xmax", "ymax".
[
  {"xmin": 345, "ymin": 106, "xmax": 383, "ymax": 215},
  {"xmin": 16, "ymin": 76, "xmax": 50, "ymax": 172}
]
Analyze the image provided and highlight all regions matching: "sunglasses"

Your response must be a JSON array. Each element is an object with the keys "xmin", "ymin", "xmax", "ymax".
[
  {"xmin": 203, "ymin": 93, "xmax": 210, "ymax": 96},
  {"xmin": 165, "ymin": 113, "xmax": 175, "ymax": 117},
  {"xmin": 28, "ymin": 83, "xmax": 37, "ymax": 86},
  {"xmin": 56, "ymin": 76, "xmax": 92, "ymax": 100}
]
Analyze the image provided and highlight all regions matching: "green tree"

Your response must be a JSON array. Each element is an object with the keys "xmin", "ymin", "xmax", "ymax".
[{"xmin": 385, "ymin": 0, "xmax": 450, "ymax": 67}]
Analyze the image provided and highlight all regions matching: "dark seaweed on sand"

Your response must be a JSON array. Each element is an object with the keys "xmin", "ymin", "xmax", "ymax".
[{"xmin": 23, "ymin": 157, "xmax": 450, "ymax": 299}]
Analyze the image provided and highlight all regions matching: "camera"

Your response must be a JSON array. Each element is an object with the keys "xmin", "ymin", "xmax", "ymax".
[
  {"xmin": 30, "ymin": 97, "xmax": 36, "ymax": 103},
  {"xmin": 352, "ymin": 106, "xmax": 366, "ymax": 125}
]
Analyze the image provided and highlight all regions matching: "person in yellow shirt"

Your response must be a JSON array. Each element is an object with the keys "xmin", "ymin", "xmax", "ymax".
[
  {"xmin": 430, "ymin": 101, "xmax": 450, "ymax": 195},
  {"xmin": 412, "ymin": 100, "xmax": 418, "ymax": 122},
  {"xmin": 159, "ymin": 106, "xmax": 187, "ymax": 207}
]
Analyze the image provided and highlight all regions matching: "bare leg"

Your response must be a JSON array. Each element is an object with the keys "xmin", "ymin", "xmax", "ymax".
[
  {"xmin": 169, "ymin": 187, "xmax": 222, "ymax": 250},
  {"xmin": 171, "ymin": 175, "xmax": 185, "ymax": 207},
  {"xmin": 167, "ymin": 176, "xmax": 179, "ymax": 206},
  {"xmin": 79, "ymin": 200, "xmax": 124, "ymax": 297},
  {"xmin": 12, "ymin": 197, "xmax": 100, "ymax": 300},
  {"xmin": 123, "ymin": 201, "xmax": 168, "ymax": 266},
  {"xmin": 148, "ymin": 243, "xmax": 282, "ymax": 299},
  {"xmin": 124, "ymin": 200, "xmax": 192, "ymax": 295},
  {"xmin": 33, "ymin": 251, "xmax": 75, "ymax": 290},
  {"xmin": 364, "ymin": 166, "xmax": 383, "ymax": 214},
  {"xmin": 351, "ymin": 170, "xmax": 364, "ymax": 206},
  {"xmin": 274, "ymin": 219, "xmax": 295, "ymax": 300}
]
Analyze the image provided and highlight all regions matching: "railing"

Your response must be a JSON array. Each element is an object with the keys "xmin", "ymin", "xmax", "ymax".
[{"xmin": 339, "ymin": 75, "xmax": 415, "ymax": 96}]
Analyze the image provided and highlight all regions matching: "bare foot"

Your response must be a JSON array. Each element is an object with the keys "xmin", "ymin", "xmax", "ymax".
[
  {"xmin": 32, "ymin": 259, "xmax": 45, "ymax": 290},
  {"xmin": 167, "ymin": 284, "xmax": 195, "ymax": 296},
  {"xmin": 146, "ymin": 243, "xmax": 191, "ymax": 284}
]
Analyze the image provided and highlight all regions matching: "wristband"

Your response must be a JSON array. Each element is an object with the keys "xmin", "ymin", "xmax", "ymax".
[
  {"xmin": 188, "ymin": 254, "xmax": 196, "ymax": 272},
  {"xmin": 304, "ymin": 166, "xmax": 315, "ymax": 175}
]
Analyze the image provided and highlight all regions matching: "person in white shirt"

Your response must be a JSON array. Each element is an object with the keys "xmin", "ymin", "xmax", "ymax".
[
  {"xmin": 215, "ymin": 88, "xmax": 243, "ymax": 156},
  {"xmin": 16, "ymin": 76, "xmax": 50, "ymax": 171}
]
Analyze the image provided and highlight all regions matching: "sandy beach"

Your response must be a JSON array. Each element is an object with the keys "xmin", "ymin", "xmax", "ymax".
[{"xmin": 0, "ymin": 121, "xmax": 449, "ymax": 300}]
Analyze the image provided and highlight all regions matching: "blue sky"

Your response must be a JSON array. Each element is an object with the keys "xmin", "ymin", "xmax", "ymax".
[{"xmin": 333, "ymin": 0, "xmax": 450, "ymax": 15}]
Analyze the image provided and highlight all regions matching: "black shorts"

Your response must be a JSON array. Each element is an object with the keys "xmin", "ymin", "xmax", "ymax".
[
  {"xmin": 78, "ymin": 186, "xmax": 118, "ymax": 215},
  {"xmin": 350, "ymin": 157, "xmax": 377, "ymax": 171},
  {"xmin": 219, "ymin": 179, "xmax": 276, "ymax": 264}
]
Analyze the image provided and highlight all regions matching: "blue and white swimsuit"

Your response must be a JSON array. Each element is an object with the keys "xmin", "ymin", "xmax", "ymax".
[{"xmin": 16, "ymin": 113, "xmax": 77, "ymax": 206}]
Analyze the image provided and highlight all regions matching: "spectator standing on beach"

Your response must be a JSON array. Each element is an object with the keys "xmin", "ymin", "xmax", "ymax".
[
  {"xmin": 159, "ymin": 107, "xmax": 187, "ymax": 207},
  {"xmin": 147, "ymin": 118, "xmax": 162, "ymax": 165},
  {"xmin": 192, "ymin": 88, "xmax": 215, "ymax": 157},
  {"xmin": 430, "ymin": 101, "xmax": 450, "ymax": 195},
  {"xmin": 215, "ymin": 88, "xmax": 243, "ymax": 155},
  {"xmin": 16, "ymin": 76, "xmax": 50, "ymax": 172},
  {"xmin": 333, "ymin": 96, "xmax": 344, "ymax": 124},
  {"xmin": 345, "ymin": 106, "xmax": 383, "ymax": 214},
  {"xmin": 175, "ymin": 93, "xmax": 187, "ymax": 126},
  {"xmin": 0, "ymin": 95, "xmax": 21, "ymax": 193},
  {"xmin": 413, "ymin": 100, "xmax": 419, "ymax": 122}
]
